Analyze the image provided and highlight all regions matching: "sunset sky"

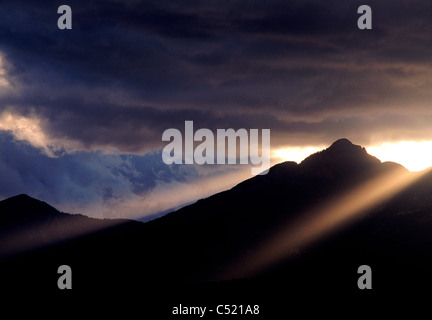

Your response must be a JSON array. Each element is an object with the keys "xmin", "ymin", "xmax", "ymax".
[{"xmin": 0, "ymin": 0, "xmax": 431, "ymax": 220}]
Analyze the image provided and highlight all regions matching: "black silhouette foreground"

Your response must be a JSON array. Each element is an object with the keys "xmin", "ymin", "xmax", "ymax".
[{"xmin": 1, "ymin": 139, "xmax": 432, "ymax": 316}]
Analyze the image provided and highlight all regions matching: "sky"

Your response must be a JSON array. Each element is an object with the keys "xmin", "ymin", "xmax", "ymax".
[{"xmin": 0, "ymin": 0, "xmax": 431, "ymax": 220}]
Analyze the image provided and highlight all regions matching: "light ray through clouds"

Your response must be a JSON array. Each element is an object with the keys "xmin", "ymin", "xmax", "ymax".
[
  {"xmin": 223, "ymin": 165, "xmax": 429, "ymax": 280},
  {"xmin": 0, "ymin": 211, "xmax": 126, "ymax": 260}
]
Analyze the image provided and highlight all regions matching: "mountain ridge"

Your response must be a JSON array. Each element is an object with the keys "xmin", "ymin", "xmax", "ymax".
[{"xmin": 1, "ymin": 138, "xmax": 432, "ymax": 311}]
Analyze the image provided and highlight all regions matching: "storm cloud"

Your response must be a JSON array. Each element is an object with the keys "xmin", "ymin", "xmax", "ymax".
[{"xmin": 0, "ymin": 0, "xmax": 431, "ymax": 149}]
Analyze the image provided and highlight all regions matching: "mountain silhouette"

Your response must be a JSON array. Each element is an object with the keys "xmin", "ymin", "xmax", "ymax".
[{"xmin": 1, "ymin": 139, "xmax": 432, "ymax": 315}]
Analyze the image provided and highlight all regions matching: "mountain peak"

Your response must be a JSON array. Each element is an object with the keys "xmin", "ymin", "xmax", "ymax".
[
  {"xmin": 300, "ymin": 138, "xmax": 380, "ymax": 174},
  {"xmin": 0, "ymin": 193, "xmax": 61, "ymax": 221},
  {"xmin": 328, "ymin": 138, "xmax": 356, "ymax": 150},
  {"xmin": 7, "ymin": 194, "xmax": 35, "ymax": 202},
  {"xmin": 324, "ymin": 138, "xmax": 366, "ymax": 156}
]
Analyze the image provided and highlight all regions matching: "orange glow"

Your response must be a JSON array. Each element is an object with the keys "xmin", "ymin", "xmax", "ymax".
[
  {"xmin": 273, "ymin": 145, "xmax": 326, "ymax": 164},
  {"xmin": 367, "ymin": 141, "xmax": 432, "ymax": 172}
]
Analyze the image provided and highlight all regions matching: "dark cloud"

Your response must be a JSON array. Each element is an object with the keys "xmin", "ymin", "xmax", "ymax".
[{"xmin": 0, "ymin": 0, "xmax": 431, "ymax": 151}]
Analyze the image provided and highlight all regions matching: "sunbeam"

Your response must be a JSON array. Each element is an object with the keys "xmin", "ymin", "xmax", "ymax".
[{"xmin": 223, "ymin": 165, "xmax": 429, "ymax": 280}]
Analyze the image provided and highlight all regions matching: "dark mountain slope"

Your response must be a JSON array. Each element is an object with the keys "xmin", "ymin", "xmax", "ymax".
[{"xmin": 1, "ymin": 139, "xmax": 432, "ymax": 315}]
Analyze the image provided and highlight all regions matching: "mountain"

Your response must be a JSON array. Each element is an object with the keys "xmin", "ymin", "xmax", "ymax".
[
  {"xmin": 1, "ymin": 139, "xmax": 432, "ymax": 315},
  {"xmin": 0, "ymin": 194, "xmax": 138, "ymax": 260}
]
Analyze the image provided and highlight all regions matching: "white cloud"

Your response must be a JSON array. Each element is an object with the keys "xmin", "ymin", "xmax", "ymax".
[{"xmin": 0, "ymin": 111, "xmax": 83, "ymax": 157}]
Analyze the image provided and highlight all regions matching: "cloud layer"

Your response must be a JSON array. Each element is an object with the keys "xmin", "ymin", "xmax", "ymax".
[{"xmin": 0, "ymin": 0, "xmax": 431, "ymax": 150}]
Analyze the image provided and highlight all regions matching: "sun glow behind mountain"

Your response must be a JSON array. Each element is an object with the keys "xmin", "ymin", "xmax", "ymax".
[
  {"xmin": 274, "ymin": 141, "xmax": 432, "ymax": 172},
  {"xmin": 367, "ymin": 141, "xmax": 432, "ymax": 172},
  {"xmin": 273, "ymin": 146, "xmax": 326, "ymax": 164}
]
